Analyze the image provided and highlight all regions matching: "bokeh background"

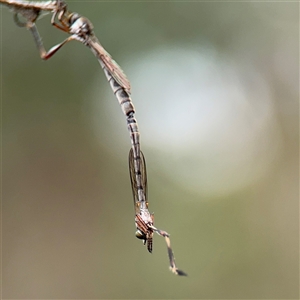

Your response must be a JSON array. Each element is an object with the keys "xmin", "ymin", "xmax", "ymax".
[{"xmin": 1, "ymin": 1, "xmax": 298, "ymax": 299}]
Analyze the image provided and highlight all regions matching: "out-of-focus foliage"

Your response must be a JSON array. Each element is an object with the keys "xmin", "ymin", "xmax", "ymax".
[{"xmin": 2, "ymin": 1, "xmax": 298, "ymax": 299}]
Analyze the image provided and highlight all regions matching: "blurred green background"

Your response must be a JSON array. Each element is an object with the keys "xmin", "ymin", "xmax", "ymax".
[{"xmin": 1, "ymin": 1, "xmax": 298, "ymax": 299}]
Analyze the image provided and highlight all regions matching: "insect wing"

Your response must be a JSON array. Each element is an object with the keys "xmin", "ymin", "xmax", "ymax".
[
  {"xmin": 128, "ymin": 148, "xmax": 147, "ymax": 212},
  {"xmin": 91, "ymin": 39, "xmax": 131, "ymax": 92}
]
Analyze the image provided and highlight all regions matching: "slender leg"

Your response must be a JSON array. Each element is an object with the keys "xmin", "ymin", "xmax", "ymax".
[
  {"xmin": 164, "ymin": 236, "xmax": 187, "ymax": 276},
  {"xmin": 13, "ymin": 9, "xmax": 73, "ymax": 60},
  {"xmin": 29, "ymin": 24, "xmax": 76, "ymax": 60},
  {"xmin": 17, "ymin": 18, "xmax": 75, "ymax": 60},
  {"xmin": 50, "ymin": 8, "xmax": 70, "ymax": 33},
  {"xmin": 150, "ymin": 224, "xmax": 187, "ymax": 276},
  {"xmin": 26, "ymin": 22, "xmax": 48, "ymax": 58}
]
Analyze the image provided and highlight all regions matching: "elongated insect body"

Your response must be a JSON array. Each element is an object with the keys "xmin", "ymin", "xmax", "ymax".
[{"xmin": 1, "ymin": 0, "xmax": 187, "ymax": 275}]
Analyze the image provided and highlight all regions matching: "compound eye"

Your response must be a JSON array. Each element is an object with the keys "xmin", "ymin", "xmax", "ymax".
[{"xmin": 135, "ymin": 230, "xmax": 146, "ymax": 240}]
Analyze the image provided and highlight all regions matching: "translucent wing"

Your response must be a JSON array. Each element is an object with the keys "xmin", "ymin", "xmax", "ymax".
[
  {"xmin": 90, "ymin": 38, "xmax": 131, "ymax": 92},
  {"xmin": 128, "ymin": 148, "xmax": 147, "ymax": 212}
]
